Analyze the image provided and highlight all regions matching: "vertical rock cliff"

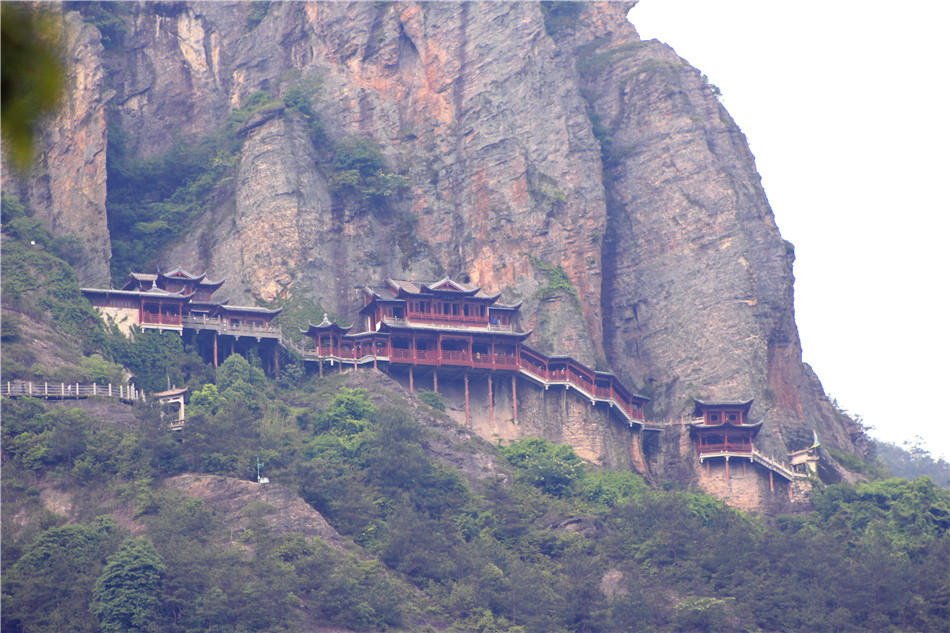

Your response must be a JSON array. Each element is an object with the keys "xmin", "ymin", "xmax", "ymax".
[{"xmin": 9, "ymin": 1, "xmax": 867, "ymax": 463}]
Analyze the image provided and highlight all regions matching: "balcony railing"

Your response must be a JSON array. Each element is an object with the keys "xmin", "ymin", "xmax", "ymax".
[
  {"xmin": 180, "ymin": 316, "xmax": 280, "ymax": 337},
  {"xmin": 301, "ymin": 337, "xmax": 646, "ymax": 424},
  {"xmin": 141, "ymin": 313, "xmax": 182, "ymax": 325},
  {"xmin": 698, "ymin": 442, "xmax": 752, "ymax": 455}
]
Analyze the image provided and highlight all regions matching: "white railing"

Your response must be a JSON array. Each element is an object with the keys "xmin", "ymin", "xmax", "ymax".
[
  {"xmin": 4, "ymin": 380, "xmax": 142, "ymax": 402},
  {"xmin": 180, "ymin": 315, "xmax": 281, "ymax": 338},
  {"xmin": 751, "ymin": 449, "xmax": 798, "ymax": 481}
]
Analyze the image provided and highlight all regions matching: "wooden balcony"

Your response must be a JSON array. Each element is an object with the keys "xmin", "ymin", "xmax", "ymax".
[
  {"xmin": 303, "ymin": 336, "xmax": 646, "ymax": 425},
  {"xmin": 180, "ymin": 316, "xmax": 280, "ymax": 339},
  {"xmin": 698, "ymin": 441, "xmax": 752, "ymax": 455},
  {"xmin": 141, "ymin": 313, "xmax": 182, "ymax": 326},
  {"xmin": 406, "ymin": 311, "xmax": 488, "ymax": 328}
]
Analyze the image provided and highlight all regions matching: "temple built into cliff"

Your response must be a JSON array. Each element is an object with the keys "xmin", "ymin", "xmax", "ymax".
[
  {"xmin": 304, "ymin": 278, "xmax": 651, "ymax": 430},
  {"xmin": 82, "ymin": 269, "xmax": 812, "ymax": 512},
  {"xmin": 690, "ymin": 399, "xmax": 799, "ymax": 500},
  {"xmin": 82, "ymin": 268, "xmax": 282, "ymax": 368}
]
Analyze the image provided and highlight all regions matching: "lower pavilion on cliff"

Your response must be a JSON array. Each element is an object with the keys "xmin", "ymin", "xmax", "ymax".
[{"xmin": 690, "ymin": 398, "xmax": 799, "ymax": 496}]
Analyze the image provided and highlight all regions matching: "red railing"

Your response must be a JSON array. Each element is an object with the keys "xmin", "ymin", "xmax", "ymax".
[
  {"xmin": 698, "ymin": 442, "xmax": 752, "ymax": 455},
  {"xmin": 304, "ymin": 336, "xmax": 646, "ymax": 423},
  {"xmin": 407, "ymin": 311, "xmax": 488, "ymax": 328}
]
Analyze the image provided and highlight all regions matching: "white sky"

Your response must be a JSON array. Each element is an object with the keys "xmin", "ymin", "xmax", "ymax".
[{"xmin": 628, "ymin": 1, "xmax": 950, "ymax": 459}]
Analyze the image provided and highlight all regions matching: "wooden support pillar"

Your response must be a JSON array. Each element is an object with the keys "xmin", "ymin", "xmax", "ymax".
[
  {"xmin": 433, "ymin": 370, "xmax": 438, "ymax": 393},
  {"xmin": 464, "ymin": 372, "xmax": 470, "ymax": 426},
  {"xmin": 409, "ymin": 367, "xmax": 414, "ymax": 394},
  {"xmin": 769, "ymin": 470, "xmax": 775, "ymax": 493},
  {"xmin": 742, "ymin": 460, "xmax": 747, "ymax": 475},
  {"xmin": 339, "ymin": 359, "xmax": 343, "ymax": 375},
  {"xmin": 213, "ymin": 334, "xmax": 218, "ymax": 368},
  {"xmin": 274, "ymin": 345, "xmax": 280, "ymax": 379},
  {"xmin": 725, "ymin": 456, "xmax": 730, "ymax": 482},
  {"xmin": 488, "ymin": 374, "xmax": 494, "ymax": 424},
  {"xmin": 706, "ymin": 460, "xmax": 710, "ymax": 476},
  {"xmin": 512, "ymin": 375, "xmax": 518, "ymax": 425},
  {"xmin": 319, "ymin": 360, "xmax": 323, "ymax": 378}
]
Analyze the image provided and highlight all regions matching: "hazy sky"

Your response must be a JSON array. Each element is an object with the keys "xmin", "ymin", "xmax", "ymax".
[{"xmin": 628, "ymin": 0, "xmax": 950, "ymax": 459}]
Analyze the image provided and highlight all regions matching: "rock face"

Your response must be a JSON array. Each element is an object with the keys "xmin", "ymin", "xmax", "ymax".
[
  {"xmin": 165, "ymin": 473, "xmax": 353, "ymax": 550},
  {"xmin": 7, "ymin": 11, "xmax": 112, "ymax": 286},
  {"xmin": 13, "ymin": 2, "xmax": 867, "ymax": 477}
]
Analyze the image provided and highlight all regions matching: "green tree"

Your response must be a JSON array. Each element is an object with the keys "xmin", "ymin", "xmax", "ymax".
[
  {"xmin": 501, "ymin": 438, "xmax": 585, "ymax": 497},
  {"xmin": 91, "ymin": 537, "xmax": 166, "ymax": 633},
  {"xmin": 329, "ymin": 136, "xmax": 409, "ymax": 206},
  {"xmin": 3, "ymin": 518, "xmax": 122, "ymax": 633}
]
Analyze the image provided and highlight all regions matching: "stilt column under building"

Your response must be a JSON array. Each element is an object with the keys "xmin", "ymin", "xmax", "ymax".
[
  {"xmin": 512, "ymin": 375, "xmax": 518, "ymax": 424},
  {"xmin": 488, "ymin": 374, "xmax": 494, "ymax": 424},
  {"xmin": 464, "ymin": 372, "xmax": 470, "ymax": 426}
]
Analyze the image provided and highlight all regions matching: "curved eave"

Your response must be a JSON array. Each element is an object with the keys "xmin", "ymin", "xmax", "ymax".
[
  {"xmin": 420, "ymin": 277, "xmax": 480, "ymax": 296},
  {"xmin": 158, "ymin": 267, "xmax": 206, "ymax": 283},
  {"xmin": 359, "ymin": 297, "xmax": 405, "ymax": 315},
  {"xmin": 144, "ymin": 289, "xmax": 195, "ymax": 299},
  {"xmin": 301, "ymin": 321, "xmax": 351, "ymax": 336},
  {"xmin": 218, "ymin": 304, "xmax": 283, "ymax": 316},
  {"xmin": 689, "ymin": 420, "xmax": 763, "ymax": 432},
  {"xmin": 154, "ymin": 387, "xmax": 189, "ymax": 398},
  {"xmin": 693, "ymin": 398, "xmax": 754, "ymax": 417},
  {"xmin": 377, "ymin": 321, "xmax": 532, "ymax": 340},
  {"xmin": 198, "ymin": 278, "xmax": 225, "ymax": 291}
]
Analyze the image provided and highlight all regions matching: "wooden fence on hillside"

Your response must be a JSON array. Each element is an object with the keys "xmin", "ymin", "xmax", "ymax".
[{"xmin": 3, "ymin": 380, "xmax": 143, "ymax": 403}]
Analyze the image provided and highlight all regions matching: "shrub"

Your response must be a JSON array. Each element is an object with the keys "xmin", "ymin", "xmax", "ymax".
[
  {"xmin": 417, "ymin": 389, "xmax": 445, "ymax": 412},
  {"xmin": 501, "ymin": 438, "xmax": 584, "ymax": 497}
]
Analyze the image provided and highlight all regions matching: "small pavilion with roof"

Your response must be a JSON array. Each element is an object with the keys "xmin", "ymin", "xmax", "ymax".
[{"xmin": 689, "ymin": 398, "xmax": 797, "ymax": 491}]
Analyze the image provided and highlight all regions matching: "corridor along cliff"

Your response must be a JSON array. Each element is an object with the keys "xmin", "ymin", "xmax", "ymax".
[{"xmin": 83, "ymin": 268, "xmax": 814, "ymax": 512}]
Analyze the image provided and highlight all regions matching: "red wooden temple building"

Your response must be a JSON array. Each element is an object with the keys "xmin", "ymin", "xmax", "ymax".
[
  {"xmin": 690, "ymin": 399, "xmax": 796, "ymax": 485},
  {"xmin": 82, "ymin": 268, "xmax": 282, "ymax": 367},
  {"xmin": 303, "ymin": 278, "xmax": 652, "ymax": 429}
]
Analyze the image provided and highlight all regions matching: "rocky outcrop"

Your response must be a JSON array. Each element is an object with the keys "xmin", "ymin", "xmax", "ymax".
[
  {"xmin": 15, "ymin": 2, "xmax": 868, "ymax": 473},
  {"xmin": 165, "ymin": 473, "xmax": 353, "ymax": 550}
]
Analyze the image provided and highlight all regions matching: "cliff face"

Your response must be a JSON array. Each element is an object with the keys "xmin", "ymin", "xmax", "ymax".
[
  {"xmin": 7, "ymin": 11, "xmax": 112, "ymax": 286},
  {"xmin": 14, "ymin": 2, "xmax": 865, "ymax": 460}
]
